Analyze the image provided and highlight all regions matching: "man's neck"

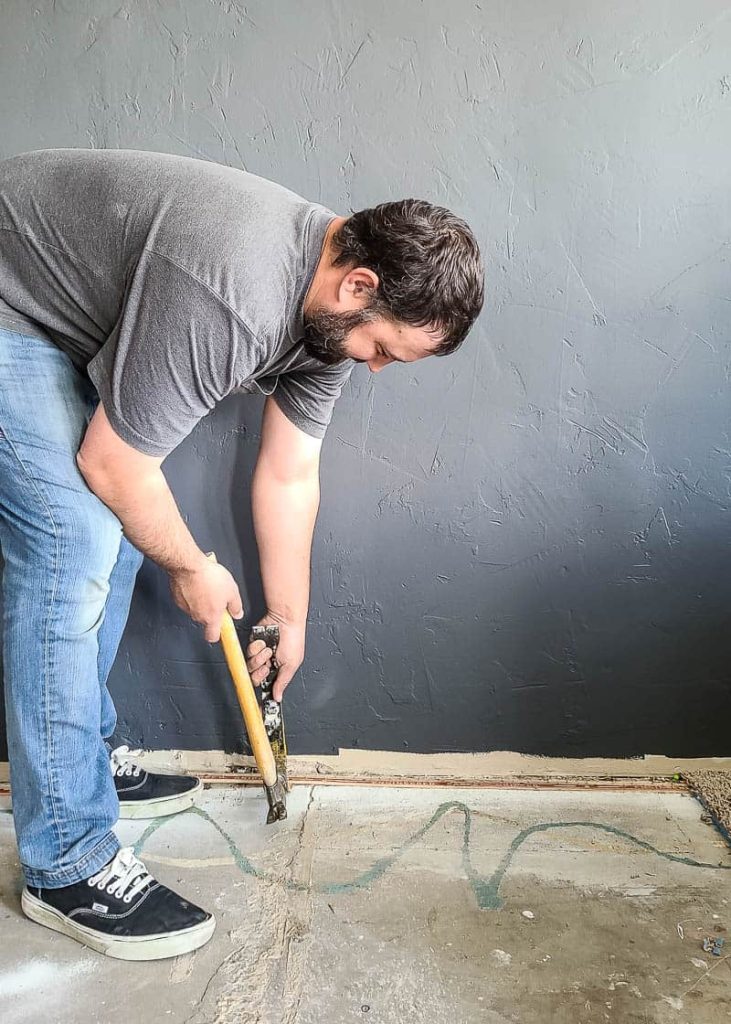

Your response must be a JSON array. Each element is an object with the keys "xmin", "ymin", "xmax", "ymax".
[{"xmin": 303, "ymin": 215, "xmax": 347, "ymax": 318}]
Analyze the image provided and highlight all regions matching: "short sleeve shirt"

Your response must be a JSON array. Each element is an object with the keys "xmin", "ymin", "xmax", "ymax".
[{"xmin": 0, "ymin": 148, "xmax": 353, "ymax": 455}]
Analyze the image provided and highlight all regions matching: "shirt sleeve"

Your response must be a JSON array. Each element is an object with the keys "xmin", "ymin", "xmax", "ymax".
[
  {"xmin": 87, "ymin": 250, "xmax": 258, "ymax": 457},
  {"xmin": 272, "ymin": 360, "xmax": 354, "ymax": 439}
]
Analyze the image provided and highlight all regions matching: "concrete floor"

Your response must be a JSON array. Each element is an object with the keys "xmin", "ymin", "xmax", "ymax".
[{"xmin": 1, "ymin": 784, "xmax": 730, "ymax": 1024}]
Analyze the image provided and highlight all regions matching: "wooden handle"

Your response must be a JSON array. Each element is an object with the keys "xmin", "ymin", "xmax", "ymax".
[{"xmin": 208, "ymin": 553, "xmax": 277, "ymax": 787}]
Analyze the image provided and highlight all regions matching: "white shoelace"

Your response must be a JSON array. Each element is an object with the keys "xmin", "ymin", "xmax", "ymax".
[
  {"xmin": 109, "ymin": 744, "xmax": 143, "ymax": 779},
  {"xmin": 87, "ymin": 847, "xmax": 154, "ymax": 904}
]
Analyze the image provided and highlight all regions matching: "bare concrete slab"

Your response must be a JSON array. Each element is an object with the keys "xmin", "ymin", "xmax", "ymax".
[{"xmin": 1, "ymin": 785, "xmax": 730, "ymax": 1023}]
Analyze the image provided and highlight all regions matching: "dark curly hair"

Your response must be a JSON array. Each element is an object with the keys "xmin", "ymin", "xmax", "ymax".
[{"xmin": 331, "ymin": 199, "xmax": 484, "ymax": 354}]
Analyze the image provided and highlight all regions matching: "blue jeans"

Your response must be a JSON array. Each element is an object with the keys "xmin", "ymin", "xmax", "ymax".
[{"xmin": 0, "ymin": 328, "xmax": 143, "ymax": 887}]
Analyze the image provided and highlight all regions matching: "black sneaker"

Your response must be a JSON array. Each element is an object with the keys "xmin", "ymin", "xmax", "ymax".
[
  {"xmin": 21, "ymin": 847, "xmax": 215, "ymax": 960},
  {"xmin": 111, "ymin": 746, "xmax": 203, "ymax": 820}
]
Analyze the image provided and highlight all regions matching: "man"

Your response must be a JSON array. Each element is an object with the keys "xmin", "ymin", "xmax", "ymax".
[{"xmin": 0, "ymin": 148, "xmax": 483, "ymax": 960}]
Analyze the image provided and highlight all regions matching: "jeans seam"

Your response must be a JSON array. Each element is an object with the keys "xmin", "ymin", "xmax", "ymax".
[{"xmin": 0, "ymin": 428, "xmax": 66, "ymax": 866}]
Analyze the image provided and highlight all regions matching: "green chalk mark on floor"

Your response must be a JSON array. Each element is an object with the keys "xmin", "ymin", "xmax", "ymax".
[
  {"xmin": 134, "ymin": 800, "xmax": 730, "ymax": 911},
  {"xmin": 476, "ymin": 818, "xmax": 731, "ymax": 909}
]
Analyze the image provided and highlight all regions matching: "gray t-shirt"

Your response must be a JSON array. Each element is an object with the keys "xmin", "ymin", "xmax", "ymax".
[{"xmin": 0, "ymin": 148, "xmax": 353, "ymax": 455}]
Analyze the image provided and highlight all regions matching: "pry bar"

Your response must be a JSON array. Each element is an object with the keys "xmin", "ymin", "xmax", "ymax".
[{"xmin": 250, "ymin": 624, "xmax": 289, "ymax": 823}]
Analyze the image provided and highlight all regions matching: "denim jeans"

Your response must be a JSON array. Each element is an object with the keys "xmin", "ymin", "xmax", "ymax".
[{"xmin": 0, "ymin": 328, "xmax": 143, "ymax": 887}]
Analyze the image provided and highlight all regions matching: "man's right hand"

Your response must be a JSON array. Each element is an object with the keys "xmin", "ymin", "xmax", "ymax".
[{"xmin": 169, "ymin": 558, "xmax": 244, "ymax": 642}]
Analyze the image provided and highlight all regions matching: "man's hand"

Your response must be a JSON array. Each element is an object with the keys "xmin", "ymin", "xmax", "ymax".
[
  {"xmin": 246, "ymin": 618, "xmax": 305, "ymax": 701},
  {"xmin": 169, "ymin": 558, "xmax": 244, "ymax": 643}
]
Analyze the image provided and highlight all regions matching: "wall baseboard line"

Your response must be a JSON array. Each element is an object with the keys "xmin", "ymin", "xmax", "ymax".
[{"xmin": 4, "ymin": 748, "xmax": 729, "ymax": 787}]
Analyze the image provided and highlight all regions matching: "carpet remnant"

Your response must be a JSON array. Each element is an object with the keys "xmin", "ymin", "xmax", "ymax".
[{"xmin": 684, "ymin": 771, "xmax": 731, "ymax": 844}]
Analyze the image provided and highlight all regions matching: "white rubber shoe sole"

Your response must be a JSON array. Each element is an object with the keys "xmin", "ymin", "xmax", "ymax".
[
  {"xmin": 21, "ymin": 888, "xmax": 216, "ymax": 961},
  {"xmin": 118, "ymin": 778, "xmax": 204, "ymax": 820}
]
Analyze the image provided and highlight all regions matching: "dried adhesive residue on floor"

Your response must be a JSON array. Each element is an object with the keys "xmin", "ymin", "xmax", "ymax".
[{"xmin": 1, "ymin": 785, "xmax": 730, "ymax": 1024}]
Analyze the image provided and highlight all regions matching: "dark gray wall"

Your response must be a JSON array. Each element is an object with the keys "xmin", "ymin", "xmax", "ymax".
[{"xmin": 1, "ymin": 1, "xmax": 730, "ymax": 759}]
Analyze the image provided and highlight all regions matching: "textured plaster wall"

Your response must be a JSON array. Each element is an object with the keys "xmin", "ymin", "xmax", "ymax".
[{"xmin": 1, "ymin": 1, "xmax": 730, "ymax": 758}]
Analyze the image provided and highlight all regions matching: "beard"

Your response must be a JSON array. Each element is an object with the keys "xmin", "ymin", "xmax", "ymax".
[{"xmin": 302, "ymin": 306, "xmax": 377, "ymax": 365}]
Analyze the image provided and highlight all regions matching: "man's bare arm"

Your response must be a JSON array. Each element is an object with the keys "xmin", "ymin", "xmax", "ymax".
[
  {"xmin": 247, "ymin": 397, "xmax": 322, "ymax": 699},
  {"xmin": 77, "ymin": 403, "xmax": 243, "ymax": 641}
]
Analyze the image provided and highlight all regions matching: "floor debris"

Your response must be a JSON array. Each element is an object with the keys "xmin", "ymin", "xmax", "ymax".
[
  {"xmin": 684, "ymin": 770, "xmax": 731, "ymax": 841},
  {"xmin": 702, "ymin": 935, "xmax": 726, "ymax": 956}
]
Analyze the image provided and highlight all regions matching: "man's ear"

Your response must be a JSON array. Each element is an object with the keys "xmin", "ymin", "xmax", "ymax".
[{"xmin": 338, "ymin": 266, "xmax": 379, "ymax": 305}]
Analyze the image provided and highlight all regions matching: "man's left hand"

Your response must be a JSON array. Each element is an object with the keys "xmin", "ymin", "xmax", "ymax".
[{"xmin": 245, "ymin": 618, "xmax": 305, "ymax": 701}]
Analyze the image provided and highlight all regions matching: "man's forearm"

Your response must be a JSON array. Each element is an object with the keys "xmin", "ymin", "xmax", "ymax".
[
  {"xmin": 76, "ymin": 403, "xmax": 243, "ymax": 641},
  {"xmin": 251, "ymin": 461, "xmax": 320, "ymax": 627},
  {"xmin": 78, "ymin": 457, "xmax": 206, "ymax": 574}
]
